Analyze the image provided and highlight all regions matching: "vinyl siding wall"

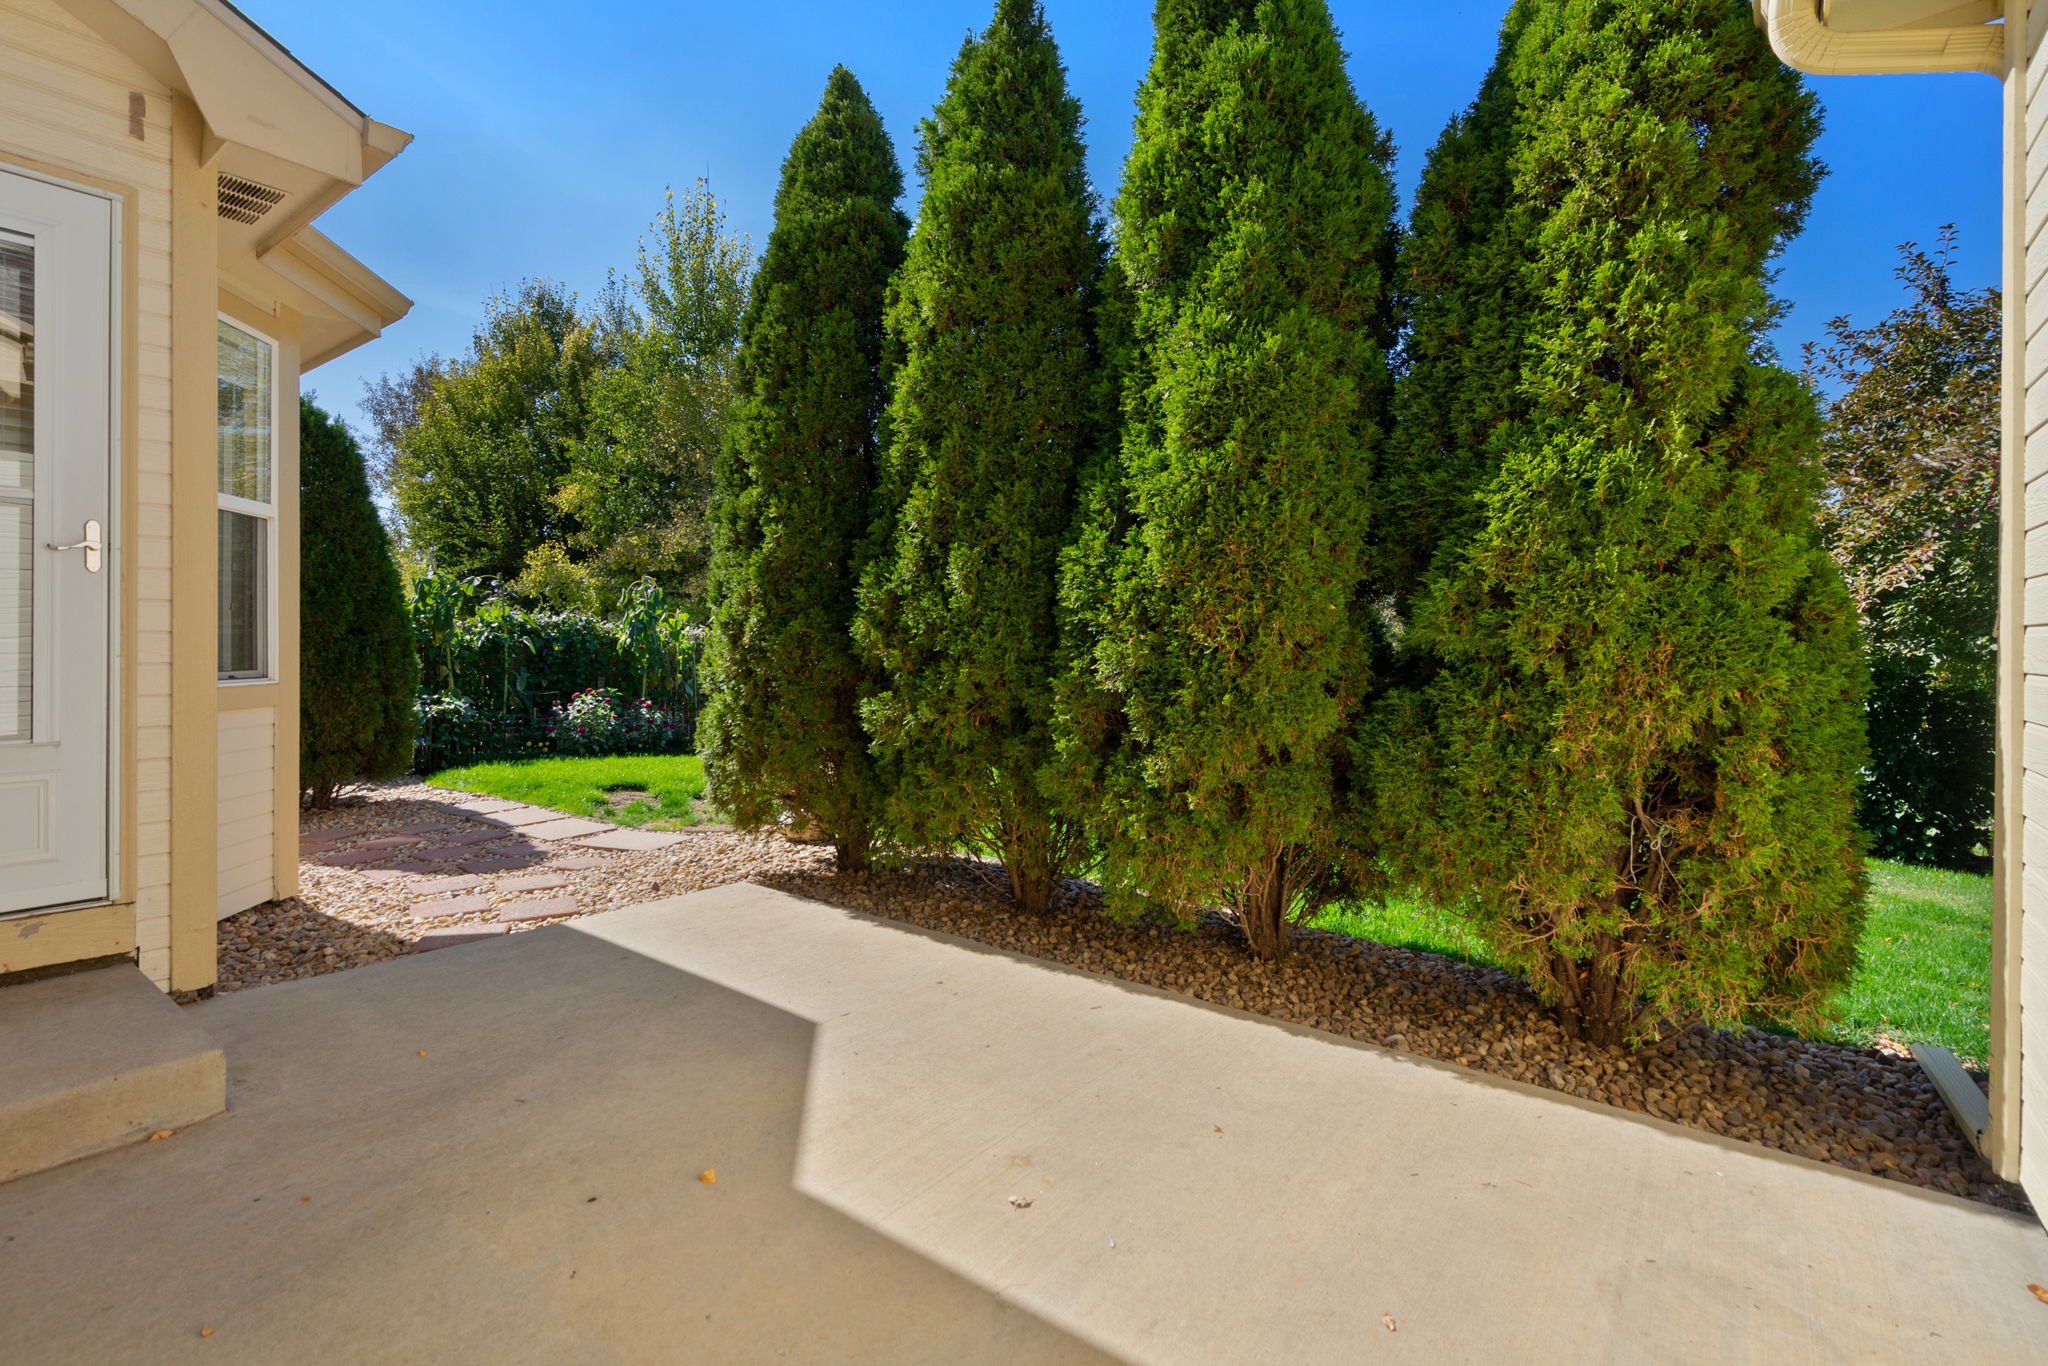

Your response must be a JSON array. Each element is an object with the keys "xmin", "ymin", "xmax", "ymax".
[
  {"xmin": 0, "ymin": 0, "xmax": 176, "ymax": 982},
  {"xmin": 216, "ymin": 705, "xmax": 274, "ymax": 918},
  {"xmin": 2020, "ymin": 9, "xmax": 2048, "ymax": 1200}
]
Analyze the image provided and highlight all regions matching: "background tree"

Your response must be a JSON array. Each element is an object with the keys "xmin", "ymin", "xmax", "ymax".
[
  {"xmin": 1807, "ymin": 229, "xmax": 1998, "ymax": 871},
  {"xmin": 1059, "ymin": 0, "xmax": 1396, "ymax": 957},
  {"xmin": 555, "ymin": 183, "xmax": 753, "ymax": 609},
  {"xmin": 701, "ymin": 67, "xmax": 909, "ymax": 872},
  {"xmin": 857, "ymin": 0, "xmax": 1108, "ymax": 913},
  {"xmin": 300, "ymin": 397, "xmax": 417, "ymax": 805},
  {"xmin": 1362, "ymin": 0, "xmax": 1867, "ymax": 1045},
  {"xmin": 382, "ymin": 280, "xmax": 608, "ymax": 582}
]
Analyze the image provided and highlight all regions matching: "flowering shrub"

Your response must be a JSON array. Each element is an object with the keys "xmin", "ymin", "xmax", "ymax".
[
  {"xmin": 550, "ymin": 688, "xmax": 627, "ymax": 756},
  {"xmin": 621, "ymin": 698, "xmax": 689, "ymax": 755}
]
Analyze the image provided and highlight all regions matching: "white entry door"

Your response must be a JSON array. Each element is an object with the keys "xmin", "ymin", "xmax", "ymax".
[{"xmin": 0, "ymin": 169, "xmax": 113, "ymax": 914}]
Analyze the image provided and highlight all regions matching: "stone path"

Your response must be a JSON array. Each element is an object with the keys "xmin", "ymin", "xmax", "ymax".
[
  {"xmin": 295, "ymin": 798, "xmax": 691, "ymax": 950},
  {"xmin": 214, "ymin": 783, "xmax": 821, "ymax": 993}
]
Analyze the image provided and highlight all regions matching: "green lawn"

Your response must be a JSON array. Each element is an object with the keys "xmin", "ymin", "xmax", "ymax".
[
  {"xmin": 425, "ymin": 755, "xmax": 709, "ymax": 829},
  {"xmin": 1314, "ymin": 858, "xmax": 1994, "ymax": 1064}
]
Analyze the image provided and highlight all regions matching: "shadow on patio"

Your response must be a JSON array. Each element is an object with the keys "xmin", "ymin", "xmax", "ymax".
[{"xmin": 0, "ymin": 923, "xmax": 1105, "ymax": 1362}]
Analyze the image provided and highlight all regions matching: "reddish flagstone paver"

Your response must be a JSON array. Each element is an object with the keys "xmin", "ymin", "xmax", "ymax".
[
  {"xmin": 522, "ymin": 817, "xmax": 614, "ymax": 842},
  {"xmin": 322, "ymin": 848, "xmax": 396, "ymax": 867},
  {"xmin": 408, "ymin": 894, "xmax": 492, "ymax": 921},
  {"xmin": 548, "ymin": 855, "xmax": 612, "ymax": 871},
  {"xmin": 497, "ymin": 873, "xmax": 569, "ymax": 893},
  {"xmin": 411, "ymin": 874, "xmax": 482, "ymax": 896},
  {"xmin": 406, "ymin": 924, "xmax": 511, "ymax": 953},
  {"xmin": 460, "ymin": 856, "xmax": 532, "ymax": 875},
  {"xmin": 573, "ymin": 829, "xmax": 687, "ymax": 852},
  {"xmin": 448, "ymin": 797, "xmax": 526, "ymax": 815},
  {"xmin": 497, "ymin": 896, "xmax": 579, "ymax": 922},
  {"xmin": 357, "ymin": 835, "xmax": 423, "ymax": 851},
  {"xmin": 406, "ymin": 845, "xmax": 476, "ymax": 863},
  {"xmin": 435, "ymin": 828, "xmax": 508, "ymax": 847}
]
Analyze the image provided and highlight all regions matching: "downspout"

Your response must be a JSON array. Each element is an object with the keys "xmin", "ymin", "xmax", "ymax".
[{"xmin": 1753, "ymin": 0, "xmax": 2004, "ymax": 74}]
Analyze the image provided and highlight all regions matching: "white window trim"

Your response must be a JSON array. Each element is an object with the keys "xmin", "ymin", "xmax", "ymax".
[{"xmin": 216, "ymin": 313, "xmax": 279, "ymax": 685}]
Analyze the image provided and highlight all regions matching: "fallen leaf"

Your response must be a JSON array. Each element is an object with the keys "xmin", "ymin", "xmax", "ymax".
[
  {"xmin": 2030, "ymin": 1283, "xmax": 2048, "ymax": 1305},
  {"xmin": 299, "ymin": 1195, "xmax": 311, "ymax": 1204},
  {"xmin": 698, "ymin": 1169, "xmax": 716, "ymax": 1185},
  {"xmin": 1008, "ymin": 1196, "xmax": 1033, "ymax": 1209},
  {"xmin": 1382, "ymin": 1314, "xmax": 1397, "ymax": 1333},
  {"xmin": 198, "ymin": 1326, "xmax": 214, "ymax": 1339},
  {"xmin": 418, "ymin": 1050, "xmax": 428, "ymax": 1057},
  {"xmin": 148, "ymin": 1129, "xmax": 174, "ymax": 1142},
  {"xmin": 1213, "ymin": 1126, "xmax": 1223, "ymax": 1135}
]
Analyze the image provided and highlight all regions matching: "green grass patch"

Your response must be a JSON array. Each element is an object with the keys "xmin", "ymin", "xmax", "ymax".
[
  {"xmin": 1313, "ymin": 858, "xmax": 1993, "ymax": 1063},
  {"xmin": 425, "ymin": 755, "xmax": 709, "ymax": 829}
]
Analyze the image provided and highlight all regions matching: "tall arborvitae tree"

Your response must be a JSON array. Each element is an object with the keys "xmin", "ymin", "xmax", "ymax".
[
  {"xmin": 1371, "ymin": 9, "xmax": 1529, "ymax": 613},
  {"xmin": 700, "ymin": 68, "xmax": 908, "ymax": 872},
  {"xmin": 300, "ymin": 398, "xmax": 417, "ymax": 806},
  {"xmin": 1058, "ymin": 0, "xmax": 1396, "ymax": 958},
  {"xmin": 1362, "ymin": 0, "xmax": 1868, "ymax": 1045},
  {"xmin": 856, "ymin": 0, "xmax": 1107, "ymax": 913}
]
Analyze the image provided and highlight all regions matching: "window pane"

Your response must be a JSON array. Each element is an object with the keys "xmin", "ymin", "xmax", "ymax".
[
  {"xmin": 216, "ymin": 320, "xmax": 271, "ymax": 503},
  {"xmin": 218, "ymin": 509, "xmax": 266, "ymax": 678},
  {"xmin": 0, "ymin": 230, "xmax": 31, "ymax": 495},
  {"xmin": 1, "ymin": 230, "xmax": 32, "ymax": 739},
  {"xmin": 0, "ymin": 501, "xmax": 27, "ymax": 740}
]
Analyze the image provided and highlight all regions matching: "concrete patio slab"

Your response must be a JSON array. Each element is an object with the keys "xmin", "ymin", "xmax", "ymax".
[
  {"xmin": 0, "ymin": 966, "xmax": 224, "ymax": 1184},
  {"xmin": 2, "ymin": 886, "xmax": 2044, "ymax": 1362}
]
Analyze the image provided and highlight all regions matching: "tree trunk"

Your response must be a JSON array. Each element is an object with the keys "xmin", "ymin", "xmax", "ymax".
[
  {"xmin": 833, "ymin": 827, "xmax": 870, "ymax": 875},
  {"xmin": 1548, "ymin": 933, "xmax": 1633, "ymax": 1047},
  {"xmin": 1002, "ymin": 820, "xmax": 1055, "ymax": 915},
  {"xmin": 1238, "ymin": 847, "xmax": 1292, "ymax": 961}
]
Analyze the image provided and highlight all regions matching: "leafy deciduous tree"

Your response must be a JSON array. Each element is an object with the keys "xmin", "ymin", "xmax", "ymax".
[{"xmin": 1807, "ymin": 229, "xmax": 1998, "ymax": 871}]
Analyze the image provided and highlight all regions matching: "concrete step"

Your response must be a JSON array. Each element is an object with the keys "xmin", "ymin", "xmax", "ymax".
[{"xmin": 0, "ymin": 965, "xmax": 225, "ymax": 1184}]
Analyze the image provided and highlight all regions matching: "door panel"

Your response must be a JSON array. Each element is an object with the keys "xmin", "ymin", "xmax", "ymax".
[{"xmin": 0, "ymin": 169, "xmax": 112, "ymax": 913}]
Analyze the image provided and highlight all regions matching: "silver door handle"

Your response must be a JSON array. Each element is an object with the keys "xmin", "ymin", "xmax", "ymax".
[{"xmin": 46, "ymin": 518, "xmax": 102, "ymax": 573}]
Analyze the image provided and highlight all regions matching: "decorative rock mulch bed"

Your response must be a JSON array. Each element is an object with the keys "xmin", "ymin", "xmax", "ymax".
[{"xmin": 216, "ymin": 781, "xmax": 2027, "ymax": 1214}]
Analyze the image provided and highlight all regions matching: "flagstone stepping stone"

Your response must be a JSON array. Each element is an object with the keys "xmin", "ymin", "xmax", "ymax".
[
  {"xmin": 460, "ymin": 855, "xmax": 530, "ymax": 875},
  {"xmin": 438, "ymin": 827, "xmax": 508, "ymax": 846},
  {"xmin": 397, "ymin": 848, "xmax": 458, "ymax": 865},
  {"xmin": 357, "ymin": 834, "xmax": 423, "ymax": 850},
  {"xmin": 408, "ymin": 894, "xmax": 492, "ymax": 921},
  {"xmin": 496, "ymin": 896, "xmax": 578, "ymax": 923},
  {"xmin": 497, "ymin": 873, "xmax": 568, "ymax": 893},
  {"xmin": 548, "ymin": 855, "xmax": 611, "ymax": 871},
  {"xmin": 480, "ymin": 806, "xmax": 567, "ymax": 828},
  {"xmin": 572, "ymin": 829, "xmax": 686, "ymax": 852},
  {"xmin": 522, "ymin": 817, "xmax": 614, "ymax": 841},
  {"xmin": 322, "ymin": 848, "xmax": 398, "ymax": 867},
  {"xmin": 448, "ymin": 797, "xmax": 525, "ymax": 815},
  {"xmin": 406, "ymin": 924, "xmax": 511, "ymax": 953},
  {"xmin": 412, "ymin": 874, "xmax": 482, "ymax": 896}
]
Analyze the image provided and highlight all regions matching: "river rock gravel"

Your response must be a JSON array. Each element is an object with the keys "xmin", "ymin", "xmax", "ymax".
[{"xmin": 216, "ymin": 781, "xmax": 2027, "ymax": 1214}]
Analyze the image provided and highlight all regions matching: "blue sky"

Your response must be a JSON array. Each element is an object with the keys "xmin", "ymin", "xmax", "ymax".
[{"xmin": 260, "ymin": 0, "xmax": 2002, "ymax": 436}]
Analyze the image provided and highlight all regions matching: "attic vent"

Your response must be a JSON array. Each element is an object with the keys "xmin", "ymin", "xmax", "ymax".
[{"xmin": 216, "ymin": 174, "xmax": 287, "ymax": 225}]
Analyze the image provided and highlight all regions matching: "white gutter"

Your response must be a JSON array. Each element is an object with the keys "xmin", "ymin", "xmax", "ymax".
[{"xmin": 1754, "ymin": 0, "xmax": 2003, "ymax": 75}]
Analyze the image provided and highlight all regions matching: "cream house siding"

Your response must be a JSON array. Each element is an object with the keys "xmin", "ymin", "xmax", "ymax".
[
  {"xmin": 216, "ymin": 705, "xmax": 275, "ymax": 917},
  {"xmin": 2020, "ymin": 3, "xmax": 2048, "ymax": 1200},
  {"xmin": 0, "ymin": 0, "xmax": 176, "ymax": 984}
]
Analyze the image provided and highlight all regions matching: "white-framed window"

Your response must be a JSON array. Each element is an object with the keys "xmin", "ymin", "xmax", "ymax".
[{"xmin": 217, "ymin": 316, "xmax": 277, "ymax": 682}]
